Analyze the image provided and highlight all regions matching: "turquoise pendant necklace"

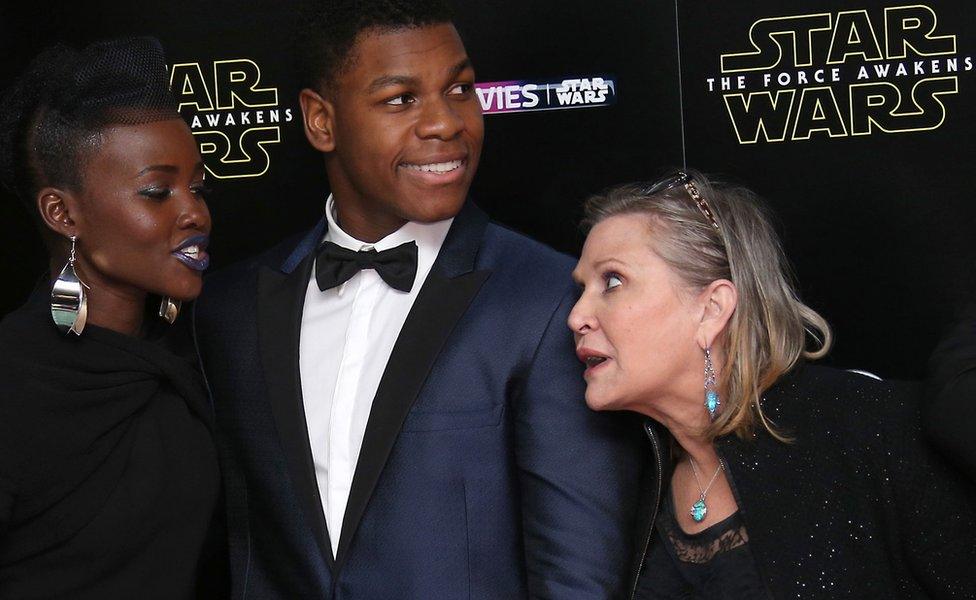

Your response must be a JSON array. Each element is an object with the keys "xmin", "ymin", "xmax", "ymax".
[{"xmin": 689, "ymin": 457, "xmax": 724, "ymax": 523}]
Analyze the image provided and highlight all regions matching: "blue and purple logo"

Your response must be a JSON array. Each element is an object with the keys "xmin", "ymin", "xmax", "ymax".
[{"xmin": 475, "ymin": 76, "xmax": 617, "ymax": 114}]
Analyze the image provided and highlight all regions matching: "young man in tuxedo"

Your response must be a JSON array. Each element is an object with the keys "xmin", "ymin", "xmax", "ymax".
[{"xmin": 193, "ymin": 1, "xmax": 642, "ymax": 597}]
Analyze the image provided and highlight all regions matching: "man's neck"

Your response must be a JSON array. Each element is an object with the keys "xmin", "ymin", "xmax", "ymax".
[{"xmin": 331, "ymin": 200, "xmax": 406, "ymax": 244}]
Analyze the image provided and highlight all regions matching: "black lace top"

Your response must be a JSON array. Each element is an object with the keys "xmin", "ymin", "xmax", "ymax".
[{"xmin": 638, "ymin": 486, "xmax": 767, "ymax": 599}]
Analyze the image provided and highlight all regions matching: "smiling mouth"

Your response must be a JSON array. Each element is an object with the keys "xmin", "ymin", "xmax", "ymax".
[
  {"xmin": 172, "ymin": 235, "xmax": 210, "ymax": 271},
  {"xmin": 399, "ymin": 159, "xmax": 465, "ymax": 174},
  {"xmin": 178, "ymin": 245, "xmax": 202, "ymax": 259}
]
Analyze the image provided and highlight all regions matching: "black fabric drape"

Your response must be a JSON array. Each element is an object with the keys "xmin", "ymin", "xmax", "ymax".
[{"xmin": 0, "ymin": 285, "xmax": 220, "ymax": 599}]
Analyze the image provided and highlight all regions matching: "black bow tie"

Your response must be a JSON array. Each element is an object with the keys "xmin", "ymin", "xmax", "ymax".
[{"xmin": 315, "ymin": 240, "xmax": 418, "ymax": 292}]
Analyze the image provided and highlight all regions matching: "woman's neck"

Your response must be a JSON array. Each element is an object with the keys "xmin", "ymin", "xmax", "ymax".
[{"xmin": 657, "ymin": 402, "xmax": 721, "ymax": 471}]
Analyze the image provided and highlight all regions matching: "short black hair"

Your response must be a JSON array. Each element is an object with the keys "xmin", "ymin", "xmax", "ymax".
[
  {"xmin": 299, "ymin": 0, "xmax": 455, "ymax": 93},
  {"xmin": 0, "ymin": 36, "xmax": 180, "ymax": 216}
]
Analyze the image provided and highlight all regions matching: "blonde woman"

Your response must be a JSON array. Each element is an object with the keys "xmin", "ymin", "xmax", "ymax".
[{"xmin": 569, "ymin": 170, "xmax": 976, "ymax": 598}]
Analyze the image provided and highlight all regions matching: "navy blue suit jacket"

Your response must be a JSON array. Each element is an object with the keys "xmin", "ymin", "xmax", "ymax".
[{"xmin": 193, "ymin": 202, "xmax": 643, "ymax": 599}]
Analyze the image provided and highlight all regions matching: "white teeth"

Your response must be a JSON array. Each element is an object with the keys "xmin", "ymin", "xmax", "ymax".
[
  {"xmin": 180, "ymin": 245, "xmax": 199, "ymax": 258},
  {"xmin": 402, "ymin": 159, "xmax": 463, "ymax": 174}
]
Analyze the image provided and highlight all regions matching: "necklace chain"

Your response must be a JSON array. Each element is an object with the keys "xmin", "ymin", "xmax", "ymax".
[{"xmin": 689, "ymin": 456, "xmax": 724, "ymax": 499}]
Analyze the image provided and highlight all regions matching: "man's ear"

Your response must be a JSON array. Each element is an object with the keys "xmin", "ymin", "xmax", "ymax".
[
  {"xmin": 695, "ymin": 279, "xmax": 738, "ymax": 350},
  {"xmin": 299, "ymin": 87, "xmax": 337, "ymax": 153},
  {"xmin": 37, "ymin": 188, "xmax": 81, "ymax": 239}
]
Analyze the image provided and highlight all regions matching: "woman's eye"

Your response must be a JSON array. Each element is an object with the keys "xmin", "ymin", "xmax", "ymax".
[
  {"xmin": 191, "ymin": 184, "xmax": 212, "ymax": 199},
  {"xmin": 139, "ymin": 187, "xmax": 171, "ymax": 201},
  {"xmin": 386, "ymin": 94, "xmax": 415, "ymax": 106},
  {"xmin": 448, "ymin": 83, "xmax": 473, "ymax": 96},
  {"xmin": 605, "ymin": 274, "xmax": 623, "ymax": 291}
]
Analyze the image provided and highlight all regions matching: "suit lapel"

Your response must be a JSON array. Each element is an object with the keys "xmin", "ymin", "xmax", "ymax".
[
  {"xmin": 336, "ymin": 202, "xmax": 491, "ymax": 566},
  {"xmin": 257, "ymin": 219, "xmax": 336, "ymax": 570}
]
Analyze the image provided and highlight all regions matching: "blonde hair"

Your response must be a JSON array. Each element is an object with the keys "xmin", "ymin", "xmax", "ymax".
[{"xmin": 582, "ymin": 170, "xmax": 831, "ymax": 441}]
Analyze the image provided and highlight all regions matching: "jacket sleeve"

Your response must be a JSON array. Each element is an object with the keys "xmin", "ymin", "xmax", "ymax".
[
  {"xmin": 926, "ymin": 304, "xmax": 976, "ymax": 483},
  {"xmin": 884, "ymin": 380, "xmax": 976, "ymax": 599},
  {"xmin": 515, "ymin": 286, "xmax": 644, "ymax": 598}
]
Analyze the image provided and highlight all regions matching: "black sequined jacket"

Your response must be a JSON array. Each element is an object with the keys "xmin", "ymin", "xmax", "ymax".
[{"xmin": 630, "ymin": 364, "xmax": 976, "ymax": 599}]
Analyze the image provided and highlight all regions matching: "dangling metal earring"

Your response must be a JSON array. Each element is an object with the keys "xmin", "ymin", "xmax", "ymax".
[
  {"xmin": 704, "ymin": 347, "xmax": 720, "ymax": 419},
  {"xmin": 158, "ymin": 297, "xmax": 181, "ymax": 324},
  {"xmin": 51, "ymin": 235, "xmax": 90, "ymax": 336}
]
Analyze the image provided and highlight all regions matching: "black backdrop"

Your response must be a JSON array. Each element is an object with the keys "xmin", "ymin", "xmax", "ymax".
[{"xmin": 2, "ymin": 1, "xmax": 973, "ymax": 379}]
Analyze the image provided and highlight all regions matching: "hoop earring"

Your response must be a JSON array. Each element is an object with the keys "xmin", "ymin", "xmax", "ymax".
[
  {"xmin": 704, "ymin": 347, "xmax": 720, "ymax": 420},
  {"xmin": 158, "ymin": 297, "xmax": 181, "ymax": 324},
  {"xmin": 51, "ymin": 235, "xmax": 90, "ymax": 336}
]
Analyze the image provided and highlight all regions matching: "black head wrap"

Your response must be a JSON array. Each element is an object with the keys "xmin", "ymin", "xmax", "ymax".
[{"xmin": 0, "ymin": 37, "xmax": 180, "ymax": 211}]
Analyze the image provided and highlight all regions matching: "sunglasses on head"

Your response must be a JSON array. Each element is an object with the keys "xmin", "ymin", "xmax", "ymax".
[{"xmin": 639, "ymin": 171, "xmax": 720, "ymax": 232}]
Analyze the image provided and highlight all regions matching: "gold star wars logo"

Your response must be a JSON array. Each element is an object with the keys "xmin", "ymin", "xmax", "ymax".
[
  {"xmin": 170, "ymin": 59, "xmax": 295, "ymax": 178},
  {"xmin": 708, "ymin": 5, "xmax": 971, "ymax": 144}
]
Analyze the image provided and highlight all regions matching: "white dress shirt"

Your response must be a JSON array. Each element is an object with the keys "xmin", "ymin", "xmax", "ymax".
[{"xmin": 299, "ymin": 195, "xmax": 452, "ymax": 557}]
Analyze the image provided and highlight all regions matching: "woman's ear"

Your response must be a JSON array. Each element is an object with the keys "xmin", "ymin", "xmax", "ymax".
[
  {"xmin": 37, "ymin": 188, "xmax": 81, "ymax": 239},
  {"xmin": 695, "ymin": 279, "xmax": 737, "ymax": 350},
  {"xmin": 299, "ymin": 87, "xmax": 337, "ymax": 153}
]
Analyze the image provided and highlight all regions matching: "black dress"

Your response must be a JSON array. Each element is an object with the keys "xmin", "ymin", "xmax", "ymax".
[
  {"xmin": 631, "ymin": 364, "xmax": 976, "ymax": 599},
  {"xmin": 639, "ymin": 490, "xmax": 766, "ymax": 599},
  {"xmin": 0, "ymin": 286, "xmax": 220, "ymax": 599}
]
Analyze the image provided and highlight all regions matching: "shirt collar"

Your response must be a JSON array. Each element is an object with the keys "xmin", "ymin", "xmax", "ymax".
[{"xmin": 322, "ymin": 193, "xmax": 454, "ymax": 256}]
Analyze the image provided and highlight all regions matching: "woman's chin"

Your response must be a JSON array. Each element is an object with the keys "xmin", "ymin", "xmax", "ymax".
[
  {"xmin": 155, "ymin": 277, "xmax": 204, "ymax": 302},
  {"xmin": 584, "ymin": 390, "xmax": 621, "ymax": 412}
]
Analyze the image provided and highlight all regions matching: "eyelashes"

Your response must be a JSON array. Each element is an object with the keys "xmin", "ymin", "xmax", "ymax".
[
  {"xmin": 138, "ymin": 184, "xmax": 212, "ymax": 201},
  {"xmin": 385, "ymin": 94, "xmax": 415, "ymax": 106},
  {"xmin": 138, "ymin": 188, "xmax": 172, "ymax": 202},
  {"xmin": 191, "ymin": 185, "xmax": 213, "ymax": 198}
]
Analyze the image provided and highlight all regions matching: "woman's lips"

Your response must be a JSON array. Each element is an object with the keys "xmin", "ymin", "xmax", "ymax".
[
  {"xmin": 576, "ymin": 348, "xmax": 611, "ymax": 377},
  {"xmin": 583, "ymin": 357, "xmax": 611, "ymax": 376},
  {"xmin": 172, "ymin": 235, "xmax": 210, "ymax": 271},
  {"xmin": 173, "ymin": 250, "xmax": 210, "ymax": 271}
]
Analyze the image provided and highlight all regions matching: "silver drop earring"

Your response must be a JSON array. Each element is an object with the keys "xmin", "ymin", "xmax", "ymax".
[
  {"xmin": 51, "ymin": 235, "xmax": 90, "ymax": 335},
  {"xmin": 158, "ymin": 297, "xmax": 181, "ymax": 324},
  {"xmin": 704, "ymin": 347, "xmax": 720, "ymax": 419}
]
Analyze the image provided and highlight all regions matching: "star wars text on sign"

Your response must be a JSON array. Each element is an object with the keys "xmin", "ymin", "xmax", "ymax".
[
  {"xmin": 170, "ymin": 59, "xmax": 296, "ymax": 178},
  {"xmin": 707, "ymin": 5, "xmax": 972, "ymax": 144}
]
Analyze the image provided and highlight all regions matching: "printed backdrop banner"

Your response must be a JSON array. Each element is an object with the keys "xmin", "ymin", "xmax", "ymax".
[{"xmin": 1, "ymin": 1, "xmax": 973, "ymax": 378}]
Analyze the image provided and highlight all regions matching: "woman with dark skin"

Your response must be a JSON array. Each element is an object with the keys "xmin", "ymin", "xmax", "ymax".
[{"xmin": 0, "ymin": 38, "xmax": 220, "ymax": 598}]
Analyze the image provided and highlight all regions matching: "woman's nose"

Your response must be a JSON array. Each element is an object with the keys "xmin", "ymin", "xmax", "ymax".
[
  {"xmin": 567, "ymin": 295, "xmax": 595, "ymax": 334},
  {"xmin": 177, "ymin": 191, "xmax": 211, "ymax": 232}
]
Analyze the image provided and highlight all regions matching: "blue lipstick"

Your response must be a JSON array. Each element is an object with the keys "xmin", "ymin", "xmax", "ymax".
[{"xmin": 172, "ymin": 234, "xmax": 210, "ymax": 271}]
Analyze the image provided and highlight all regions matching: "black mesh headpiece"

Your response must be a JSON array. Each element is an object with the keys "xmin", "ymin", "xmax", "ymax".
[{"xmin": 0, "ymin": 36, "xmax": 180, "ymax": 210}]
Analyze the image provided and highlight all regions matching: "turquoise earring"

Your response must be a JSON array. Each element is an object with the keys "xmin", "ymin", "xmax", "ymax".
[{"xmin": 704, "ymin": 347, "xmax": 720, "ymax": 419}]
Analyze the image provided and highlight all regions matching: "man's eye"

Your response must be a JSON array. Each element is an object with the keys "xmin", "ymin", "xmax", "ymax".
[
  {"xmin": 448, "ymin": 83, "xmax": 473, "ymax": 96},
  {"xmin": 605, "ymin": 274, "xmax": 622, "ymax": 291},
  {"xmin": 386, "ymin": 94, "xmax": 415, "ymax": 106}
]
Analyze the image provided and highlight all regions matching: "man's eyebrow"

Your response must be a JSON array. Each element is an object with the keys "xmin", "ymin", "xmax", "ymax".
[
  {"xmin": 367, "ymin": 74, "xmax": 419, "ymax": 95},
  {"xmin": 449, "ymin": 57, "xmax": 473, "ymax": 79},
  {"xmin": 365, "ymin": 58, "xmax": 474, "ymax": 95}
]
